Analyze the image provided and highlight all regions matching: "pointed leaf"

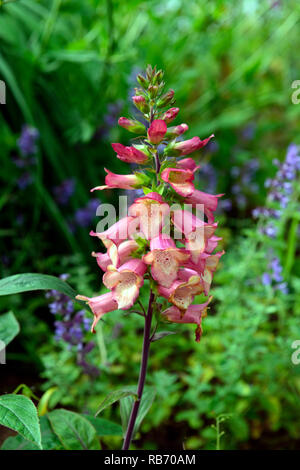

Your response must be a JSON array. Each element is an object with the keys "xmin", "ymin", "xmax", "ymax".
[
  {"xmin": 0, "ymin": 311, "xmax": 20, "ymax": 347},
  {"xmin": 95, "ymin": 388, "xmax": 137, "ymax": 417},
  {"xmin": 151, "ymin": 331, "xmax": 176, "ymax": 342},
  {"xmin": 85, "ymin": 416, "xmax": 123, "ymax": 436},
  {"xmin": 0, "ymin": 273, "xmax": 85, "ymax": 308},
  {"xmin": 48, "ymin": 409, "xmax": 100, "ymax": 450},
  {"xmin": 120, "ymin": 386, "xmax": 156, "ymax": 437},
  {"xmin": 0, "ymin": 395, "xmax": 41, "ymax": 448}
]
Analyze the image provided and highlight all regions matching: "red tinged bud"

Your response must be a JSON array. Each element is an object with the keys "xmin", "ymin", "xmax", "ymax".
[
  {"xmin": 132, "ymin": 95, "xmax": 149, "ymax": 113},
  {"xmin": 118, "ymin": 117, "xmax": 146, "ymax": 134},
  {"xmin": 164, "ymin": 135, "xmax": 214, "ymax": 157},
  {"xmin": 162, "ymin": 107, "xmax": 179, "ymax": 124},
  {"xmin": 111, "ymin": 143, "xmax": 149, "ymax": 164},
  {"xmin": 147, "ymin": 119, "xmax": 167, "ymax": 144},
  {"xmin": 157, "ymin": 89, "xmax": 175, "ymax": 108},
  {"xmin": 165, "ymin": 123, "xmax": 188, "ymax": 139}
]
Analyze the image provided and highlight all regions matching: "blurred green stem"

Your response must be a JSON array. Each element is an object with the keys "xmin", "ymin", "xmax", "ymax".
[
  {"xmin": 284, "ymin": 216, "xmax": 299, "ymax": 279},
  {"xmin": 96, "ymin": 322, "xmax": 107, "ymax": 366}
]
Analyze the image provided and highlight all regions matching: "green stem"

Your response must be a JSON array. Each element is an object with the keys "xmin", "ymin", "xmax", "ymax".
[{"xmin": 284, "ymin": 216, "xmax": 299, "ymax": 279}]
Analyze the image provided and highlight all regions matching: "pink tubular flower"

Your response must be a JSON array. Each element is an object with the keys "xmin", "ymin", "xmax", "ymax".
[
  {"xmin": 160, "ymin": 168, "xmax": 195, "ymax": 197},
  {"xmin": 165, "ymin": 135, "xmax": 214, "ymax": 157},
  {"xmin": 158, "ymin": 274, "xmax": 203, "ymax": 311},
  {"xmin": 118, "ymin": 117, "xmax": 146, "ymax": 134},
  {"xmin": 143, "ymin": 234, "xmax": 190, "ymax": 288},
  {"xmin": 90, "ymin": 216, "xmax": 139, "ymax": 246},
  {"xmin": 111, "ymin": 143, "xmax": 149, "ymax": 164},
  {"xmin": 172, "ymin": 210, "xmax": 217, "ymax": 262},
  {"xmin": 183, "ymin": 251, "xmax": 224, "ymax": 295},
  {"xmin": 103, "ymin": 259, "xmax": 147, "ymax": 309},
  {"xmin": 185, "ymin": 190, "xmax": 224, "ymax": 223},
  {"xmin": 91, "ymin": 168, "xmax": 149, "ymax": 191},
  {"xmin": 92, "ymin": 239, "xmax": 138, "ymax": 271},
  {"xmin": 176, "ymin": 158, "xmax": 200, "ymax": 172},
  {"xmin": 162, "ymin": 107, "xmax": 180, "ymax": 124},
  {"xmin": 161, "ymin": 297, "xmax": 212, "ymax": 342},
  {"xmin": 147, "ymin": 119, "xmax": 167, "ymax": 144},
  {"xmin": 76, "ymin": 292, "xmax": 118, "ymax": 333},
  {"xmin": 129, "ymin": 192, "xmax": 170, "ymax": 240}
]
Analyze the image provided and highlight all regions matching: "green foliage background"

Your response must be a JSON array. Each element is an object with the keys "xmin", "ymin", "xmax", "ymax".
[{"xmin": 0, "ymin": 0, "xmax": 300, "ymax": 450}]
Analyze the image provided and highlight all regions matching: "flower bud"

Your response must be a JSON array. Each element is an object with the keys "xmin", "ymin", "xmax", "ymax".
[
  {"xmin": 132, "ymin": 95, "xmax": 149, "ymax": 113},
  {"xmin": 165, "ymin": 123, "xmax": 188, "ymax": 139},
  {"xmin": 147, "ymin": 119, "xmax": 167, "ymax": 144},
  {"xmin": 164, "ymin": 135, "xmax": 214, "ymax": 157},
  {"xmin": 137, "ymin": 74, "xmax": 149, "ymax": 89},
  {"xmin": 157, "ymin": 89, "xmax": 175, "ymax": 108},
  {"xmin": 162, "ymin": 107, "xmax": 179, "ymax": 124},
  {"xmin": 153, "ymin": 69, "xmax": 164, "ymax": 85},
  {"xmin": 148, "ymin": 85, "xmax": 159, "ymax": 99},
  {"xmin": 146, "ymin": 64, "xmax": 155, "ymax": 80},
  {"xmin": 118, "ymin": 117, "xmax": 146, "ymax": 134}
]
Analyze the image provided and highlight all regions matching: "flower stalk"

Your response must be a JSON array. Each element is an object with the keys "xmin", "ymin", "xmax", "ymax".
[
  {"xmin": 122, "ymin": 290, "xmax": 155, "ymax": 450},
  {"xmin": 76, "ymin": 65, "xmax": 224, "ymax": 449}
]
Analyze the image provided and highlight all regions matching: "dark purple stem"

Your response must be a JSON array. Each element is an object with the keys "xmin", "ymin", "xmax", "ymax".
[{"xmin": 122, "ymin": 291, "xmax": 155, "ymax": 450}]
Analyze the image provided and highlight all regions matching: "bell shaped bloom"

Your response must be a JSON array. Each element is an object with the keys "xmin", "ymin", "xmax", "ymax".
[
  {"xmin": 172, "ymin": 210, "xmax": 217, "ymax": 262},
  {"xmin": 164, "ymin": 135, "xmax": 214, "ymax": 157},
  {"xmin": 143, "ymin": 234, "xmax": 190, "ymax": 288},
  {"xmin": 129, "ymin": 192, "xmax": 170, "ymax": 240},
  {"xmin": 176, "ymin": 158, "xmax": 200, "ymax": 172},
  {"xmin": 111, "ymin": 143, "xmax": 149, "ymax": 164},
  {"xmin": 147, "ymin": 119, "xmax": 167, "ymax": 144},
  {"xmin": 103, "ymin": 259, "xmax": 147, "ymax": 309},
  {"xmin": 161, "ymin": 297, "xmax": 212, "ymax": 342},
  {"xmin": 185, "ymin": 190, "xmax": 223, "ymax": 223},
  {"xmin": 165, "ymin": 124, "xmax": 188, "ymax": 139},
  {"xmin": 158, "ymin": 274, "xmax": 203, "ymax": 311},
  {"xmin": 90, "ymin": 216, "xmax": 139, "ymax": 246},
  {"xmin": 161, "ymin": 167, "xmax": 195, "ymax": 197},
  {"xmin": 184, "ymin": 251, "xmax": 224, "ymax": 295},
  {"xmin": 162, "ymin": 107, "xmax": 179, "ymax": 124},
  {"xmin": 92, "ymin": 239, "xmax": 138, "ymax": 271},
  {"xmin": 91, "ymin": 168, "xmax": 149, "ymax": 191},
  {"xmin": 206, "ymin": 235, "xmax": 222, "ymax": 254},
  {"xmin": 118, "ymin": 117, "xmax": 146, "ymax": 134},
  {"xmin": 76, "ymin": 292, "xmax": 118, "ymax": 333}
]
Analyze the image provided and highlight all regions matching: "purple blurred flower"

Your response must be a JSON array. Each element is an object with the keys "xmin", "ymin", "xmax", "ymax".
[
  {"xmin": 17, "ymin": 172, "xmax": 33, "ymax": 189},
  {"xmin": 74, "ymin": 198, "xmax": 100, "ymax": 228},
  {"xmin": 17, "ymin": 125, "xmax": 39, "ymax": 156},
  {"xmin": 46, "ymin": 274, "xmax": 97, "ymax": 376},
  {"xmin": 262, "ymin": 256, "xmax": 288, "ymax": 294},
  {"xmin": 53, "ymin": 179, "xmax": 75, "ymax": 206}
]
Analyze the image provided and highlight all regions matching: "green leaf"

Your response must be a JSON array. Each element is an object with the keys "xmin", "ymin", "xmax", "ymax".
[
  {"xmin": 48, "ymin": 409, "xmax": 100, "ymax": 450},
  {"xmin": 120, "ymin": 386, "xmax": 156, "ymax": 438},
  {"xmin": 0, "ymin": 435, "xmax": 40, "ymax": 450},
  {"xmin": 151, "ymin": 331, "xmax": 176, "ymax": 342},
  {"xmin": 0, "ymin": 311, "xmax": 20, "ymax": 347},
  {"xmin": 85, "ymin": 416, "xmax": 123, "ymax": 436},
  {"xmin": 95, "ymin": 388, "xmax": 137, "ymax": 417},
  {"xmin": 0, "ymin": 395, "xmax": 42, "ymax": 448},
  {"xmin": 0, "ymin": 273, "xmax": 85, "ymax": 307},
  {"xmin": 39, "ymin": 416, "xmax": 64, "ymax": 450},
  {"xmin": 0, "ymin": 416, "xmax": 63, "ymax": 450}
]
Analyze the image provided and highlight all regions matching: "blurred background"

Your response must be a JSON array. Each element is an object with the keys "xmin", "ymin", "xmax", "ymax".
[{"xmin": 1, "ymin": 0, "xmax": 300, "ymax": 450}]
